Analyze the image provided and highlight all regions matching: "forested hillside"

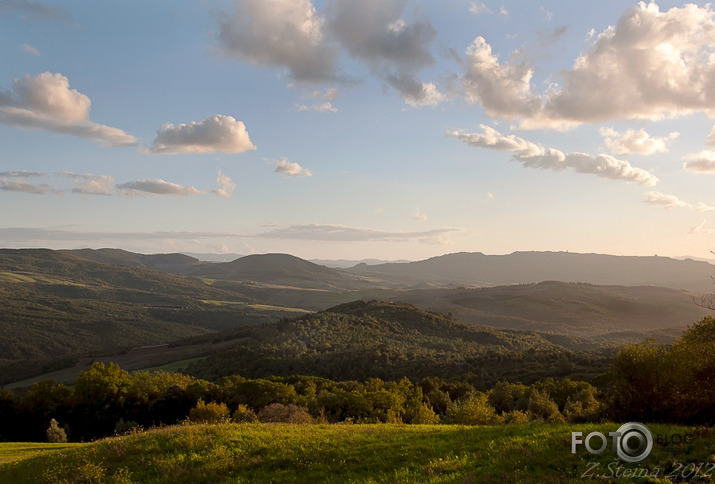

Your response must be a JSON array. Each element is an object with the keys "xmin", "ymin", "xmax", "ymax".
[{"xmin": 185, "ymin": 300, "xmax": 612, "ymax": 386}]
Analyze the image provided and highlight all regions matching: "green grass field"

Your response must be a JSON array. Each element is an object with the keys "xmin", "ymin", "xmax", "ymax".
[
  {"xmin": 0, "ymin": 442, "xmax": 84, "ymax": 466},
  {"xmin": 1, "ymin": 423, "xmax": 713, "ymax": 483}
]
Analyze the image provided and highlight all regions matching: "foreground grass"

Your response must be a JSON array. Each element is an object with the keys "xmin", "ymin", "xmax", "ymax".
[
  {"xmin": 0, "ymin": 442, "xmax": 84, "ymax": 466},
  {"xmin": 1, "ymin": 423, "xmax": 714, "ymax": 483}
]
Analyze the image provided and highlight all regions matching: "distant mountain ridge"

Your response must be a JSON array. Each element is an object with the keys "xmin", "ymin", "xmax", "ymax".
[{"xmin": 346, "ymin": 251, "xmax": 715, "ymax": 292}]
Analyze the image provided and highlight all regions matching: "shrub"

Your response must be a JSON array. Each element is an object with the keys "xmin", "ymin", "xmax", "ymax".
[
  {"xmin": 46, "ymin": 418, "xmax": 67, "ymax": 443},
  {"xmin": 187, "ymin": 399, "xmax": 230, "ymax": 424},
  {"xmin": 503, "ymin": 410, "xmax": 530, "ymax": 424},
  {"xmin": 409, "ymin": 402, "xmax": 440, "ymax": 424},
  {"xmin": 232, "ymin": 404, "xmax": 258, "ymax": 423},
  {"xmin": 257, "ymin": 403, "xmax": 313, "ymax": 424},
  {"xmin": 445, "ymin": 393, "xmax": 502, "ymax": 426}
]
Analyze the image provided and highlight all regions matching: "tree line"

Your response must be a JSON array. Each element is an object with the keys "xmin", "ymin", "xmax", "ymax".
[{"xmin": 2, "ymin": 315, "xmax": 713, "ymax": 442}]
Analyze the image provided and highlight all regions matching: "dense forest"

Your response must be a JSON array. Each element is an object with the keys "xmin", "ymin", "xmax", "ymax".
[{"xmin": 183, "ymin": 300, "xmax": 614, "ymax": 387}]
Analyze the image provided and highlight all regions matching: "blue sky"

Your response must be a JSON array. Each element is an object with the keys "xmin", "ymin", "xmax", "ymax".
[{"xmin": 1, "ymin": 0, "xmax": 715, "ymax": 261}]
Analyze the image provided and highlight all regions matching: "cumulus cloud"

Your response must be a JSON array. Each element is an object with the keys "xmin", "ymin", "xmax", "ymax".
[
  {"xmin": 448, "ymin": 125, "xmax": 658, "ymax": 186},
  {"xmin": 462, "ymin": 2, "xmax": 715, "ymax": 128},
  {"xmin": 217, "ymin": 0, "xmax": 339, "ymax": 83},
  {"xmin": 328, "ymin": 0, "xmax": 439, "ymax": 105},
  {"xmin": 212, "ymin": 169, "xmax": 236, "ymax": 198},
  {"xmin": 462, "ymin": 36, "xmax": 541, "ymax": 121},
  {"xmin": 267, "ymin": 157, "xmax": 313, "ymax": 177},
  {"xmin": 600, "ymin": 127, "xmax": 679, "ymax": 155},
  {"xmin": 117, "ymin": 179, "xmax": 203, "ymax": 196},
  {"xmin": 217, "ymin": 0, "xmax": 441, "ymax": 106},
  {"xmin": 683, "ymin": 150, "xmax": 715, "ymax": 173},
  {"xmin": 19, "ymin": 43, "xmax": 40, "ymax": 56},
  {"xmin": 644, "ymin": 191, "xmax": 715, "ymax": 212},
  {"xmin": 255, "ymin": 223, "xmax": 459, "ymax": 243},
  {"xmin": 0, "ymin": 72, "xmax": 137, "ymax": 146},
  {"xmin": 149, "ymin": 115, "xmax": 256, "ymax": 155},
  {"xmin": 708, "ymin": 127, "xmax": 715, "ymax": 147}
]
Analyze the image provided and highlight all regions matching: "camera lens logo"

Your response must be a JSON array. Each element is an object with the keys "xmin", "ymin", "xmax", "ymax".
[
  {"xmin": 571, "ymin": 422, "xmax": 653, "ymax": 463},
  {"xmin": 614, "ymin": 422, "xmax": 653, "ymax": 463}
]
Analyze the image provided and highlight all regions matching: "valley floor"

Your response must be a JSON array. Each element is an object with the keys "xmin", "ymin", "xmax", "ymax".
[{"xmin": 1, "ymin": 422, "xmax": 713, "ymax": 483}]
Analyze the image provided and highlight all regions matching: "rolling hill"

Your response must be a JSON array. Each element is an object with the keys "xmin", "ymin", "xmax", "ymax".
[
  {"xmin": 184, "ymin": 300, "xmax": 613, "ymax": 386},
  {"xmin": 394, "ymin": 281, "xmax": 711, "ymax": 336},
  {"xmin": 189, "ymin": 253, "xmax": 384, "ymax": 290},
  {"xmin": 0, "ymin": 249, "xmax": 306, "ymax": 384},
  {"xmin": 346, "ymin": 251, "xmax": 715, "ymax": 292}
]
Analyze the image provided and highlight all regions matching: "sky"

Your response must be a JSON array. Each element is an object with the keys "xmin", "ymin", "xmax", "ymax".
[{"xmin": 1, "ymin": 0, "xmax": 715, "ymax": 261}]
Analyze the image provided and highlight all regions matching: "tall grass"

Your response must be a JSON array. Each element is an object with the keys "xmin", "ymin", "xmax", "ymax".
[{"xmin": 1, "ymin": 423, "xmax": 713, "ymax": 483}]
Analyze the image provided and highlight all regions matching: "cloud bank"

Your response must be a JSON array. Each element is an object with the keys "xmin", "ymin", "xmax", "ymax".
[{"xmin": 255, "ymin": 223, "xmax": 459, "ymax": 244}]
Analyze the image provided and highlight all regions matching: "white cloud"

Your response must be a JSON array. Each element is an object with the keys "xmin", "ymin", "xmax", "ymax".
[
  {"xmin": 117, "ymin": 179, "xmax": 203, "ymax": 196},
  {"xmin": 149, "ymin": 115, "xmax": 256, "ymax": 155},
  {"xmin": 462, "ymin": 36, "xmax": 541, "ymax": 120},
  {"xmin": 0, "ymin": 72, "xmax": 137, "ymax": 146},
  {"xmin": 687, "ymin": 220, "xmax": 713, "ymax": 237},
  {"xmin": 218, "ymin": 0, "xmax": 338, "ymax": 83},
  {"xmin": 19, "ymin": 43, "xmax": 40, "ymax": 56},
  {"xmin": 267, "ymin": 157, "xmax": 313, "ymax": 177},
  {"xmin": 707, "ymin": 126, "xmax": 715, "ymax": 147},
  {"xmin": 0, "ymin": 176, "xmax": 60, "ymax": 195},
  {"xmin": 683, "ymin": 150, "xmax": 715, "ymax": 173},
  {"xmin": 468, "ymin": 2, "xmax": 490, "ymax": 15},
  {"xmin": 644, "ymin": 191, "xmax": 715, "ymax": 212},
  {"xmin": 295, "ymin": 102, "xmax": 337, "ymax": 113},
  {"xmin": 212, "ymin": 169, "xmax": 236, "ymax": 198},
  {"xmin": 462, "ymin": 3, "xmax": 715, "ymax": 128},
  {"xmin": 448, "ymin": 125, "xmax": 658, "ymax": 186},
  {"xmin": 413, "ymin": 209, "xmax": 427, "ymax": 221},
  {"xmin": 644, "ymin": 191, "xmax": 689, "ymax": 209},
  {"xmin": 599, "ymin": 127, "xmax": 679, "ymax": 155},
  {"xmin": 63, "ymin": 172, "xmax": 115, "ymax": 196},
  {"xmin": 402, "ymin": 81, "xmax": 445, "ymax": 107}
]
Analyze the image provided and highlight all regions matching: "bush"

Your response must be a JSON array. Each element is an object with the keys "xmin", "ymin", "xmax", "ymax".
[
  {"xmin": 409, "ymin": 402, "xmax": 440, "ymax": 425},
  {"xmin": 187, "ymin": 399, "xmax": 230, "ymax": 424},
  {"xmin": 445, "ymin": 393, "xmax": 502, "ymax": 426},
  {"xmin": 46, "ymin": 418, "xmax": 67, "ymax": 443},
  {"xmin": 503, "ymin": 410, "xmax": 530, "ymax": 424},
  {"xmin": 232, "ymin": 404, "xmax": 258, "ymax": 423},
  {"xmin": 257, "ymin": 403, "xmax": 313, "ymax": 424}
]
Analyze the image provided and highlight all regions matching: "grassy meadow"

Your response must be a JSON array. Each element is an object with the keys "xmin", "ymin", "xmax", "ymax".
[{"xmin": 2, "ymin": 422, "xmax": 714, "ymax": 483}]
